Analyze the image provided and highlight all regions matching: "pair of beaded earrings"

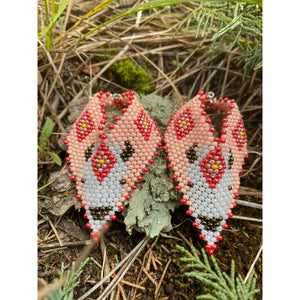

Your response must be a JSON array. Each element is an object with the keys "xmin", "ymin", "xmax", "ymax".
[{"xmin": 64, "ymin": 90, "xmax": 248, "ymax": 255}]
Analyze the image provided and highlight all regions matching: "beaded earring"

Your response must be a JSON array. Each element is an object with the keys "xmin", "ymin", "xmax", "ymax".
[
  {"xmin": 163, "ymin": 90, "xmax": 248, "ymax": 254},
  {"xmin": 64, "ymin": 91, "xmax": 162, "ymax": 242}
]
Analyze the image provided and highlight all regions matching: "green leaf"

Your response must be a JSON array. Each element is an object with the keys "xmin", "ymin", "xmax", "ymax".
[
  {"xmin": 43, "ymin": 151, "xmax": 62, "ymax": 166},
  {"xmin": 45, "ymin": 35, "xmax": 51, "ymax": 51},
  {"xmin": 39, "ymin": 117, "xmax": 54, "ymax": 150},
  {"xmin": 38, "ymin": 0, "xmax": 70, "ymax": 39}
]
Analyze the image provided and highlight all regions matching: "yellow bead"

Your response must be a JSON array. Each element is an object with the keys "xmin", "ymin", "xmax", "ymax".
[
  {"xmin": 81, "ymin": 122, "xmax": 87, "ymax": 128},
  {"xmin": 181, "ymin": 120, "xmax": 187, "ymax": 126},
  {"xmin": 142, "ymin": 121, "xmax": 148, "ymax": 126},
  {"xmin": 98, "ymin": 159, "xmax": 105, "ymax": 164},
  {"xmin": 239, "ymin": 131, "xmax": 244, "ymax": 136},
  {"xmin": 211, "ymin": 164, "xmax": 219, "ymax": 170}
]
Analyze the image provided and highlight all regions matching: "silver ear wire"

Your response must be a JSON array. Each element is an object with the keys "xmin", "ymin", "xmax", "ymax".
[
  {"xmin": 207, "ymin": 91, "xmax": 217, "ymax": 104},
  {"xmin": 112, "ymin": 93, "xmax": 121, "ymax": 100}
]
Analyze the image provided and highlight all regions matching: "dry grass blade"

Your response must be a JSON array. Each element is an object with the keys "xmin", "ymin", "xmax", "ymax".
[
  {"xmin": 78, "ymin": 237, "xmax": 149, "ymax": 300},
  {"xmin": 244, "ymin": 244, "xmax": 263, "ymax": 283}
]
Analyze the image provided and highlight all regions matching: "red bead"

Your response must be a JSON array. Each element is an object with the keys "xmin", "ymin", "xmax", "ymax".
[
  {"xmin": 209, "ymin": 127, "xmax": 215, "ymax": 133},
  {"xmin": 232, "ymin": 202, "xmax": 237, "ymax": 208},
  {"xmin": 171, "ymin": 175, "xmax": 178, "ymax": 180},
  {"xmin": 70, "ymin": 175, "xmax": 76, "ymax": 181},
  {"xmin": 148, "ymin": 159, "xmax": 154, "ymax": 164},
  {"xmin": 213, "ymin": 137, "xmax": 220, "ymax": 142},
  {"xmin": 175, "ymin": 186, "xmax": 181, "ymax": 191},
  {"xmin": 90, "ymin": 232, "xmax": 95, "ymax": 237},
  {"xmin": 76, "ymin": 194, "xmax": 82, "ymax": 199},
  {"xmin": 68, "ymin": 166, "xmax": 72, "ymax": 171},
  {"xmin": 201, "ymin": 111, "xmax": 207, "ymax": 116},
  {"xmin": 199, "ymin": 234, "xmax": 205, "ymax": 239},
  {"xmin": 93, "ymin": 237, "xmax": 99, "ymax": 243},
  {"xmin": 208, "ymin": 249, "xmax": 215, "ymax": 255},
  {"xmin": 222, "ymin": 118, "xmax": 228, "ymax": 123},
  {"xmin": 110, "ymin": 215, "xmax": 117, "ymax": 220},
  {"xmin": 186, "ymin": 210, "xmax": 192, "ymax": 216},
  {"xmin": 86, "ymin": 223, "xmax": 91, "ymax": 228},
  {"xmin": 212, "ymin": 244, "xmax": 217, "ymax": 250},
  {"xmin": 198, "ymin": 90, "xmax": 205, "ymax": 96},
  {"xmin": 125, "ymin": 195, "xmax": 131, "ymax": 200},
  {"xmin": 157, "ymin": 142, "xmax": 162, "ymax": 147},
  {"xmin": 63, "ymin": 140, "xmax": 69, "ymax": 145},
  {"xmin": 226, "ymin": 111, "xmax": 232, "ymax": 115},
  {"xmin": 162, "ymin": 145, "xmax": 168, "ymax": 151},
  {"xmin": 168, "ymin": 164, "xmax": 173, "ymax": 169},
  {"xmin": 118, "ymin": 205, "xmax": 125, "ymax": 211},
  {"xmin": 103, "ymin": 224, "xmax": 109, "ymax": 230},
  {"xmin": 205, "ymin": 244, "xmax": 212, "ymax": 250},
  {"xmin": 192, "ymin": 222, "xmax": 199, "ymax": 227},
  {"xmin": 65, "ymin": 157, "xmax": 71, "ymax": 162},
  {"xmin": 108, "ymin": 124, "xmax": 115, "ymax": 130},
  {"xmin": 105, "ymin": 92, "xmax": 110, "ymax": 97},
  {"xmin": 205, "ymin": 119, "xmax": 212, "ymax": 124},
  {"xmin": 100, "ymin": 119, "xmax": 106, "ymax": 124},
  {"xmin": 210, "ymin": 183, "xmax": 216, "ymax": 189},
  {"xmin": 131, "ymin": 185, "xmax": 137, "ymax": 190},
  {"xmin": 153, "ymin": 151, "xmax": 158, "ymax": 156},
  {"xmin": 121, "ymin": 108, "xmax": 127, "ymax": 113},
  {"xmin": 98, "ymin": 125, "xmax": 104, "ymax": 131},
  {"xmin": 217, "ymin": 235, "xmax": 223, "ymax": 241},
  {"xmin": 228, "ymin": 213, "xmax": 234, "ymax": 218},
  {"xmin": 114, "ymin": 116, "xmax": 121, "ymax": 121},
  {"xmin": 234, "ymin": 193, "xmax": 239, "ymax": 197},
  {"xmin": 180, "ymin": 198, "xmax": 187, "ymax": 204},
  {"xmin": 219, "ymin": 138, "xmax": 226, "ymax": 143},
  {"xmin": 137, "ymin": 176, "xmax": 143, "ymax": 181},
  {"xmin": 200, "ymin": 104, "xmax": 206, "ymax": 109},
  {"xmin": 223, "ymin": 224, "xmax": 228, "ymax": 229},
  {"xmin": 83, "ymin": 213, "xmax": 88, "ymax": 219}
]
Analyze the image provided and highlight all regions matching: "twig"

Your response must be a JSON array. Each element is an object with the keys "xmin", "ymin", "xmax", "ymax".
[
  {"xmin": 46, "ymin": 216, "xmax": 63, "ymax": 247},
  {"xmin": 77, "ymin": 237, "xmax": 149, "ymax": 300},
  {"xmin": 120, "ymin": 279, "xmax": 145, "ymax": 290},
  {"xmin": 244, "ymin": 244, "xmax": 263, "ymax": 283},
  {"xmin": 96, "ymin": 237, "xmax": 149, "ymax": 300},
  {"xmin": 142, "ymin": 267, "xmax": 158, "ymax": 289},
  {"xmin": 155, "ymin": 259, "xmax": 172, "ymax": 295},
  {"xmin": 38, "ymin": 239, "xmax": 93, "ymax": 250},
  {"xmin": 232, "ymin": 215, "xmax": 262, "ymax": 223},
  {"xmin": 235, "ymin": 199, "xmax": 262, "ymax": 210}
]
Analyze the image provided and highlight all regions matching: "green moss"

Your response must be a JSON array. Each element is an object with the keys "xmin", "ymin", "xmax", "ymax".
[{"xmin": 107, "ymin": 59, "xmax": 156, "ymax": 94}]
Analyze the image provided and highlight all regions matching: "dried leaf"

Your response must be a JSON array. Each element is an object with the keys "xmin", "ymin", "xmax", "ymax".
[{"xmin": 82, "ymin": 66, "xmax": 100, "ymax": 75}]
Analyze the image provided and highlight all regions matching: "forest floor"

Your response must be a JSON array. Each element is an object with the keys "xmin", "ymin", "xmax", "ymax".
[{"xmin": 38, "ymin": 1, "xmax": 262, "ymax": 299}]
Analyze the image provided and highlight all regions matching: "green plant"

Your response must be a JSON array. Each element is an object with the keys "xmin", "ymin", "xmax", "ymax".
[
  {"xmin": 176, "ymin": 245, "xmax": 259, "ymax": 299},
  {"xmin": 108, "ymin": 60, "xmax": 156, "ymax": 94},
  {"xmin": 39, "ymin": 117, "xmax": 62, "ymax": 166},
  {"xmin": 174, "ymin": 1, "xmax": 262, "ymax": 76},
  {"xmin": 38, "ymin": 0, "xmax": 70, "ymax": 51},
  {"xmin": 45, "ymin": 258, "xmax": 89, "ymax": 300}
]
